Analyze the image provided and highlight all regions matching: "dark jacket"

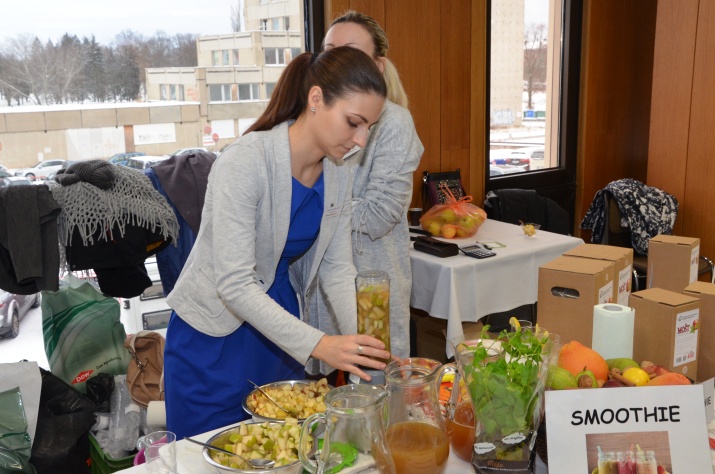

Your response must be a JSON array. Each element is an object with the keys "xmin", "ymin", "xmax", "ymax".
[{"xmin": 0, "ymin": 185, "xmax": 61, "ymax": 294}]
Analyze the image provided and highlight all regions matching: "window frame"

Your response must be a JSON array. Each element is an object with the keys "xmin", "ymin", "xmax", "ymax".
[{"xmin": 485, "ymin": 0, "xmax": 582, "ymax": 194}]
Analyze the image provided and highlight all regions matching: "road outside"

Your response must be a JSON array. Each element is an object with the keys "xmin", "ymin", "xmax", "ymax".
[{"xmin": 0, "ymin": 306, "xmax": 49, "ymax": 369}]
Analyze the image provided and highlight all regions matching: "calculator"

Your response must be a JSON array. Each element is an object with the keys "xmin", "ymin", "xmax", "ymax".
[{"xmin": 459, "ymin": 244, "xmax": 497, "ymax": 259}]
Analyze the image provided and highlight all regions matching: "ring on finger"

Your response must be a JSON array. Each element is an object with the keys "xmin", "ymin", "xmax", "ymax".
[{"xmin": 357, "ymin": 345, "xmax": 364, "ymax": 355}]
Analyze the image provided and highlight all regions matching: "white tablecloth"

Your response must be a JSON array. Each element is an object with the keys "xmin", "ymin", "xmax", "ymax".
[
  {"xmin": 410, "ymin": 219, "xmax": 584, "ymax": 357},
  {"xmin": 115, "ymin": 422, "xmax": 548, "ymax": 473}
]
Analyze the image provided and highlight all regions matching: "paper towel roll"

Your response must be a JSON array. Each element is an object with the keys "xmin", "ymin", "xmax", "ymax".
[
  {"xmin": 146, "ymin": 401, "xmax": 167, "ymax": 429},
  {"xmin": 591, "ymin": 304, "xmax": 635, "ymax": 359}
]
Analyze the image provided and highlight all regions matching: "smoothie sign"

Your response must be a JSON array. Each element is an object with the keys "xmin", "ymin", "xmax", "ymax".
[{"xmin": 545, "ymin": 385, "xmax": 711, "ymax": 473}]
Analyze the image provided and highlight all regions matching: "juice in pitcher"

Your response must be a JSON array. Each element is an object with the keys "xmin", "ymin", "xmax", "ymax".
[
  {"xmin": 446, "ymin": 401, "xmax": 475, "ymax": 462},
  {"xmin": 386, "ymin": 421, "xmax": 449, "ymax": 474}
]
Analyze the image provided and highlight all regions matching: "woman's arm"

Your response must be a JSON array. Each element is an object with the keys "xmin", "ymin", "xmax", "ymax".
[{"xmin": 351, "ymin": 105, "xmax": 424, "ymax": 240}]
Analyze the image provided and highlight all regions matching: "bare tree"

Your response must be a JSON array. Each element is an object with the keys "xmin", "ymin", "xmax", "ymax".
[
  {"xmin": 231, "ymin": 0, "xmax": 244, "ymax": 32},
  {"xmin": 523, "ymin": 23, "xmax": 547, "ymax": 111}
]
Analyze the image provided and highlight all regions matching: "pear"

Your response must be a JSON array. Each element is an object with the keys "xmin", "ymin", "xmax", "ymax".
[
  {"xmin": 576, "ymin": 368, "xmax": 597, "ymax": 388},
  {"xmin": 547, "ymin": 365, "xmax": 578, "ymax": 390},
  {"xmin": 606, "ymin": 358, "xmax": 639, "ymax": 372}
]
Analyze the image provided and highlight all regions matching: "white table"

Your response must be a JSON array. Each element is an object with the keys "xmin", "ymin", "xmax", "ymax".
[
  {"xmin": 410, "ymin": 219, "xmax": 584, "ymax": 357},
  {"xmin": 115, "ymin": 421, "xmax": 548, "ymax": 473}
]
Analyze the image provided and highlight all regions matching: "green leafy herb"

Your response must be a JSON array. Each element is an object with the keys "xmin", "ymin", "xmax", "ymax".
[{"xmin": 458, "ymin": 325, "xmax": 553, "ymax": 439}]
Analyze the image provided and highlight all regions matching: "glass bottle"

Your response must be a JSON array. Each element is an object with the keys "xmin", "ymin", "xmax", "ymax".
[
  {"xmin": 597, "ymin": 451, "xmax": 618, "ymax": 474},
  {"xmin": 356, "ymin": 270, "xmax": 391, "ymax": 363},
  {"xmin": 635, "ymin": 450, "xmax": 658, "ymax": 474}
]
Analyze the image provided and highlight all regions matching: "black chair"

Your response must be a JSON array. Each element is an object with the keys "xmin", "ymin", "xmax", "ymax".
[
  {"xmin": 601, "ymin": 193, "xmax": 713, "ymax": 290},
  {"xmin": 484, "ymin": 189, "xmax": 571, "ymax": 236},
  {"xmin": 481, "ymin": 188, "xmax": 572, "ymax": 331}
]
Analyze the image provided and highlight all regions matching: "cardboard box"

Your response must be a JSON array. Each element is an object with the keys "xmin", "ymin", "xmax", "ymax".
[
  {"xmin": 630, "ymin": 288, "xmax": 700, "ymax": 379},
  {"xmin": 537, "ymin": 255, "xmax": 616, "ymax": 346},
  {"xmin": 683, "ymin": 281, "xmax": 715, "ymax": 382},
  {"xmin": 647, "ymin": 235, "xmax": 700, "ymax": 292},
  {"xmin": 563, "ymin": 244, "xmax": 634, "ymax": 306}
]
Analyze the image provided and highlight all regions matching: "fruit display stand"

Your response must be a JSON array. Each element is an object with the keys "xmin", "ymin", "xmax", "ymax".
[{"xmin": 89, "ymin": 433, "xmax": 135, "ymax": 474}]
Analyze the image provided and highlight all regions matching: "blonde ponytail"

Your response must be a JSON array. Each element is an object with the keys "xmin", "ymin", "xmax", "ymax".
[{"xmin": 383, "ymin": 58, "xmax": 408, "ymax": 108}]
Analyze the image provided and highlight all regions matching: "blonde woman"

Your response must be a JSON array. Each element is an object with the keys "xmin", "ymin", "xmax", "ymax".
[{"xmin": 324, "ymin": 11, "xmax": 424, "ymax": 375}]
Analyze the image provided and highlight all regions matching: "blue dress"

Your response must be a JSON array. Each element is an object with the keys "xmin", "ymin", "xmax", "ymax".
[{"xmin": 164, "ymin": 175, "xmax": 324, "ymax": 438}]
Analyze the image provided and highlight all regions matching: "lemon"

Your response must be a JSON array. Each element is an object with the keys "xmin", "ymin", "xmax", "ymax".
[
  {"xmin": 622, "ymin": 367, "xmax": 650, "ymax": 386},
  {"xmin": 509, "ymin": 317, "xmax": 521, "ymax": 330}
]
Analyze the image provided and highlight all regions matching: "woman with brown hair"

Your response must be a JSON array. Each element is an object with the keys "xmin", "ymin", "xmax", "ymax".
[{"xmin": 164, "ymin": 46, "xmax": 389, "ymax": 438}]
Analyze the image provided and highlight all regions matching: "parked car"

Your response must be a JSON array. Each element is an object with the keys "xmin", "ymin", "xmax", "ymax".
[
  {"xmin": 124, "ymin": 155, "xmax": 170, "ymax": 170},
  {"xmin": 13, "ymin": 159, "xmax": 67, "ymax": 181},
  {"xmin": 505, "ymin": 147, "xmax": 544, "ymax": 170},
  {"xmin": 0, "ymin": 164, "xmax": 7, "ymax": 172},
  {"xmin": 0, "ymin": 290, "xmax": 41, "ymax": 339},
  {"xmin": 0, "ymin": 176, "xmax": 32, "ymax": 188},
  {"xmin": 108, "ymin": 151, "xmax": 146, "ymax": 167}
]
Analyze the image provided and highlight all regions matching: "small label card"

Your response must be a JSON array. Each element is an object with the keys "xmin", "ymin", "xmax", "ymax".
[{"xmin": 545, "ymin": 385, "xmax": 711, "ymax": 473}]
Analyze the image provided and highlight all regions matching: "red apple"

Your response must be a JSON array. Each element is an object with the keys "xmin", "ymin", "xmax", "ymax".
[{"xmin": 641, "ymin": 361, "xmax": 670, "ymax": 377}]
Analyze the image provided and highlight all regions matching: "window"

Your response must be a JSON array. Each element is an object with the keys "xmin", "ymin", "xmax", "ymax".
[
  {"xmin": 212, "ymin": 50, "xmax": 220, "ymax": 66},
  {"xmin": 264, "ymin": 47, "xmax": 285, "ymax": 65},
  {"xmin": 266, "ymin": 82, "xmax": 276, "ymax": 98},
  {"xmin": 488, "ymin": 0, "xmax": 555, "ymax": 174},
  {"xmin": 260, "ymin": 19, "xmax": 268, "ymax": 31},
  {"xmin": 284, "ymin": 17, "xmax": 290, "ymax": 31},
  {"xmin": 222, "ymin": 50, "xmax": 229, "ymax": 66},
  {"xmin": 486, "ymin": 0, "xmax": 582, "ymax": 222},
  {"xmin": 160, "ymin": 84, "xmax": 168, "ymax": 100},
  {"xmin": 169, "ymin": 84, "xmax": 184, "ymax": 101},
  {"xmin": 238, "ymin": 83, "xmax": 260, "ymax": 101},
  {"xmin": 209, "ymin": 84, "xmax": 232, "ymax": 102},
  {"xmin": 233, "ymin": 49, "xmax": 239, "ymax": 65}
]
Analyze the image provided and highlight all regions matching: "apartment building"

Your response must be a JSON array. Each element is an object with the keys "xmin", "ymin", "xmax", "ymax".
[{"xmin": 144, "ymin": 0, "xmax": 303, "ymax": 142}]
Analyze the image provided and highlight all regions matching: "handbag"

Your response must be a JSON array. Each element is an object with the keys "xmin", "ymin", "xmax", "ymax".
[
  {"xmin": 413, "ymin": 235, "xmax": 459, "ymax": 258},
  {"xmin": 125, "ymin": 330, "xmax": 165, "ymax": 407},
  {"xmin": 422, "ymin": 169, "xmax": 466, "ymax": 208}
]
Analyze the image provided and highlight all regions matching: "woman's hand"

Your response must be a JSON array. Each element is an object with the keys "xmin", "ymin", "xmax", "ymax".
[{"xmin": 311, "ymin": 334, "xmax": 391, "ymax": 382}]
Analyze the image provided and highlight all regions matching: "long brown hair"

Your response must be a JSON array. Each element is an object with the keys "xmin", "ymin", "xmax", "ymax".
[
  {"xmin": 327, "ymin": 10, "xmax": 409, "ymax": 108},
  {"xmin": 245, "ymin": 46, "xmax": 386, "ymax": 135}
]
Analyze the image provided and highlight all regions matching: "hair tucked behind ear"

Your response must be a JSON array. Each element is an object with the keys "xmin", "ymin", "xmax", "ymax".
[
  {"xmin": 245, "ymin": 47, "xmax": 386, "ymax": 135},
  {"xmin": 328, "ymin": 10, "xmax": 409, "ymax": 108}
]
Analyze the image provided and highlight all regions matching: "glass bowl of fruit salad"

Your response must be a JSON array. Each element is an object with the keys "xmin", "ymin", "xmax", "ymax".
[{"xmin": 520, "ymin": 222, "xmax": 541, "ymax": 237}]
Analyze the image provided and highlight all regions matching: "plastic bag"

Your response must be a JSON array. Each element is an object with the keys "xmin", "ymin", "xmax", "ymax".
[
  {"xmin": 30, "ymin": 368, "xmax": 97, "ymax": 474},
  {"xmin": 0, "ymin": 387, "xmax": 36, "ymax": 474},
  {"xmin": 419, "ymin": 183, "xmax": 487, "ymax": 238},
  {"xmin": 41, "ymin": 274, "xmax": 131, "ymax": 394}
]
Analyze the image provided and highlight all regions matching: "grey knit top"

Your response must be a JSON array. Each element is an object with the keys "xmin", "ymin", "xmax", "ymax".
[{"xmin": 350, "ymin": 100, "xmax": 424, "ymax": 358}]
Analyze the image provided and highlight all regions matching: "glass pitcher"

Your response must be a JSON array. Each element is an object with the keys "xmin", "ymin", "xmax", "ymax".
[
  {"xmin": 384, "ymin": 358, "xmax": 454, "ymax": 474},
  {"xmin": 298, "ymin": 384, "xmax": 396, "ymax": 474}
]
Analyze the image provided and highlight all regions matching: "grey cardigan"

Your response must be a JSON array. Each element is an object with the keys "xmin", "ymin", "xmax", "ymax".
[
  {"xmin": 350, "ymin": 101, "xmax": 424, "ymax": 358},
  {"xmin": 166, "ymin": 122, "xmax": 358, "ymax": 368}
]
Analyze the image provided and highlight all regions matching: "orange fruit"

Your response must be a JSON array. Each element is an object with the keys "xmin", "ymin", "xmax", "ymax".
[
  {"xmin": 646, "ymin": 372, "xmax": 691, "ymax": 386},
  {"xmin": 557, "ymin": 340, "xmax": 609, "ymax": 382}
]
